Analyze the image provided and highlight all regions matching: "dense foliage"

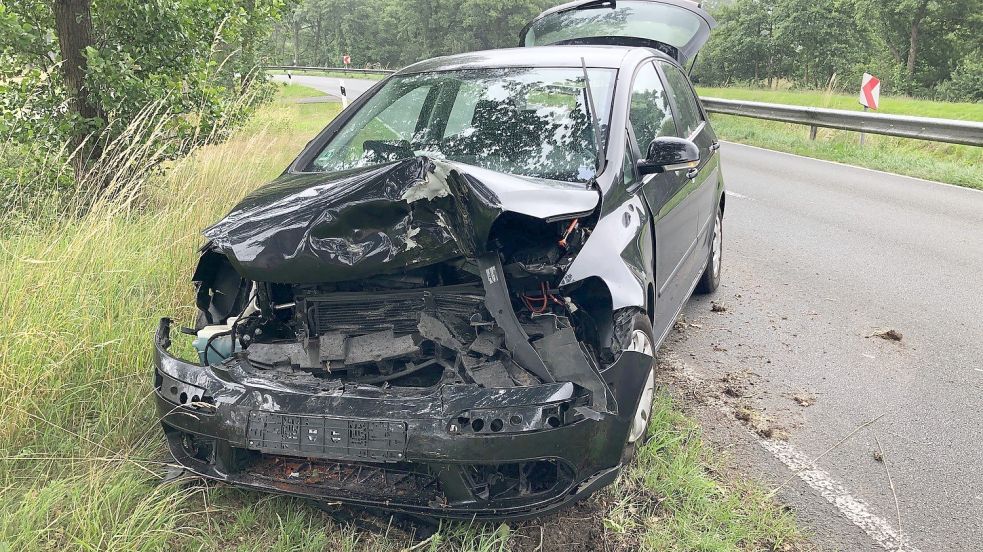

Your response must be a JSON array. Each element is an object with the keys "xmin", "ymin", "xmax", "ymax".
[
  {"xmin": 0, "ymin": 0, "xmax": 292, "ymax": 200},
  {"xmin": 695, "ymin": 0, "xmax": 983, "ymax": 99},
  {"xmin": 263, "ymin": 0, "xmax": 982, "ymax": 101},
  {"xmin": 261, "ymin": 0, "xmax": 555, "ymax": 68}
]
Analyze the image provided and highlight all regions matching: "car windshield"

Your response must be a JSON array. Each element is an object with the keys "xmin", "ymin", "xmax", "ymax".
[
  {"xmin": 308, "ymin": 67, "xmax": 617, "ymax": 182},
  {"xmin": 524, "ymin": 1, "xmax": 703, "ymax": 50}
]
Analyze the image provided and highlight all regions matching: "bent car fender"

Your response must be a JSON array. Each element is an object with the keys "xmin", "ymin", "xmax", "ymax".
[{"xmin": 560, "ymin": 194, "xmax": 651, "ymax": 312}]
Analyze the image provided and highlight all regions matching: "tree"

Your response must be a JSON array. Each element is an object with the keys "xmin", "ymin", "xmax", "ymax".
[
  {"xmin": 1, "ymin": 0, "xmax": 293, "ymax": 192},
  {"xmin": 857, "ymin": 0, "xmax": 977, "ymax": 93}
]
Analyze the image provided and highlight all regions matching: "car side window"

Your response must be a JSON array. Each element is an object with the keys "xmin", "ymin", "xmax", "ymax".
[
  {"xmin": 628, "ymin": 62, "xmax": 676, "ymax": 155},
  {"xmin": 659, "ymin": 62, "xmax": 703, "ymax": 138}
]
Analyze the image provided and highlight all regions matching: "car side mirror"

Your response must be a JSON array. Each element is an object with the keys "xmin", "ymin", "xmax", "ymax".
[{"xmin": 636, "ymin": 137, "xmax": 700, "ymax": 175}]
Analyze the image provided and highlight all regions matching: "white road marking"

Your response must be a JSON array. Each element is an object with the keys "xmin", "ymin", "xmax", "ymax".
[
  {"xmin": 725, "ymin": 190, "xmax": 751, "ymax": 200},
  {"xmin": 760, "ymin": 438, "xmax": 919, "ymax": 552},
  {"xmin": 664, "ymin": 350, "xmax": 918, "ymax": 552}
]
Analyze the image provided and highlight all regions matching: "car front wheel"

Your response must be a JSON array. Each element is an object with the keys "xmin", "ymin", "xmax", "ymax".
[
  {"xmin": 695, "ymin": 203, "xmax": 723, "ymax": 294},
  {"xmin": 621, "ymin": 312, "xmax": 656, "ymax": 462}
]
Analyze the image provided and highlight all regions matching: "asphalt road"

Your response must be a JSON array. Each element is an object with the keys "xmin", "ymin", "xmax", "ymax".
[
  {"xmin": 674, "ymin": 142, "xmax": 983, "ymax": 551},
  {"xmin": 276, "ymin": 76, "xmax": 983, "ymax": 550},
  {"xmin": 270, "ymin": 72, "xmax": 379, "ymax": 101}
]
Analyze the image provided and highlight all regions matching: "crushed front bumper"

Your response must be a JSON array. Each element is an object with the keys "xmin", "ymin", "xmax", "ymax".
[{"xmin": 153, "ymin": 318, "xmax": 652, "ymax": 520}]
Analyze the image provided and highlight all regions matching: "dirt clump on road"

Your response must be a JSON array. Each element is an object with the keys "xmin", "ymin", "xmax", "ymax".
[
  {"xmin": 868, "ymin": 329, "xmax": 903, "ymax": 341},
  {"xmin": 792, "ymin": 393, "xmax": 816, "ymax": 407}
]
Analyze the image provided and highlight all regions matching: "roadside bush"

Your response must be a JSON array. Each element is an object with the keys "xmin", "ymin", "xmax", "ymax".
[
  {"xmin": 936, "ymin": 54, "xmax": 983, "ymax": 102},
  {"xmin": 0, "ymin": 0, "xmax": 287, "ymax": 224}
]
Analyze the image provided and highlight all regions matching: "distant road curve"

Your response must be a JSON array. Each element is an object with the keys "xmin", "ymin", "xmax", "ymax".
[{"xmin": 269, "ymin": 73, "xmax": 378, "ymax": 101}]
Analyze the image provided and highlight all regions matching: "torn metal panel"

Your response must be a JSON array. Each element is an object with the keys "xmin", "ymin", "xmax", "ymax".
[
  {"xmin": 560, "ymin": 194, "xmax": 650, "ymax": 311},
  {"xmin": 204, "ymin": 157, "xmax": 598, "ymax": 284}
]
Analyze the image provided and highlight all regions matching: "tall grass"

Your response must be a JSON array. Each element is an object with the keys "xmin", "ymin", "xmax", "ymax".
[{"xmin": 0, "ymin": 91, "xmax": 339, "ymax": 549}]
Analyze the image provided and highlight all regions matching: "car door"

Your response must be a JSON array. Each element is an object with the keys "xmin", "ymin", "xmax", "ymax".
[
  {"xmin": 626, "ymin": 61, "xmax": 701, "ymax": 321},
  {"xmin": 659, "ymin": 61, "xmax": 720, "ymax": 262}
]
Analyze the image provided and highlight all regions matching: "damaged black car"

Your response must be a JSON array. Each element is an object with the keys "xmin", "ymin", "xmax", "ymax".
[{"xmin": 154, "ymin": 0, "xmax": 724, "ymax": 520}]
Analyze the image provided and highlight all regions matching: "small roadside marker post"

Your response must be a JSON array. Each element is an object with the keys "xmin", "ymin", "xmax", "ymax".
[
  {"xmin": 858, "ymin": 73, "xmax": 881, "ymax": 145},
  {"xmin": 340, "ymin": 80, "xmax": 349, "ymax": 108}
]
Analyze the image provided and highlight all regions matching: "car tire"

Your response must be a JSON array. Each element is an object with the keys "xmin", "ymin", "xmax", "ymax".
[
  {"xmin": 695, "ymin": 203, "xmax": 723, "ymax": 294},
  {"xmin": 620, "ymin": 311, "xmax": 657, "ymax": 463}
]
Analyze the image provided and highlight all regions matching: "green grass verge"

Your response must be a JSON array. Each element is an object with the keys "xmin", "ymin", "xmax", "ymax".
[
  {"xmin": 0, "ymin": 89, "xmax": 804, "ymax": 551},
  {"xmin": 696, "ymin": 87, "xmax": 983, "ymax": 190},
  {"xmin": 275, "ymin": 82, "xmax": 330, "ymax": 100}
]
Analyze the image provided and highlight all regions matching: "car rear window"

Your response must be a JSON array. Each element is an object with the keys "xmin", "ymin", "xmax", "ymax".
[{"xmin": 524, "ymin": 1, "xmax": 704, "ymax": 49}]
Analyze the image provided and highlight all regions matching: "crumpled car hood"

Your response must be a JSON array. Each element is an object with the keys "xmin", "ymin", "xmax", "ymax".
[{"xmin": 204, "ymin": 157, "xmax": 599, "ymax": 283}]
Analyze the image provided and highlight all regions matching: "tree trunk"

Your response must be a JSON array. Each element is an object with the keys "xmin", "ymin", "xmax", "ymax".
[
  {"xmin": 293, "ymin": 16, "xmax": 300, "ymax": 65},
  {"xmin": 907, "ymin": 0, "xmax": 929, "ymax": 77},
  {"xmin": 313, "ymin": 15, "xmax": 322, "ymax": 66},
  {"xmin": 53, "ymin": 0, "xmax": 100, "ymax": 176},
  {"xmin": 240, "ymin": 0, "xmax": 255, "ymax": 89}
]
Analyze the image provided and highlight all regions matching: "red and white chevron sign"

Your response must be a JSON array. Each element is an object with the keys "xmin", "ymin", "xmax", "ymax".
[{"xmin": 859, "ymin": 73, "xmax": 880, "ymax": 110}]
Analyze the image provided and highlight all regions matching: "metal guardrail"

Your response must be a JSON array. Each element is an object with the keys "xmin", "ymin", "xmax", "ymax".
[
  {"xmin": 264, "ymin": 66, "xmax": 982, "ymax": 147},
  {"xmin": 700, "ymin": 98, "xmax": 983, "ymax": 147},
  {"xmin": 265, "ymin": 65, "xmax": 396, "ymax": 76}
]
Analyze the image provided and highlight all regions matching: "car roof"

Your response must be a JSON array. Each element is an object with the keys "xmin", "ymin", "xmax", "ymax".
[{"xmin": 396, "ymin": 45, "xmax": 675, "ymax": 75}]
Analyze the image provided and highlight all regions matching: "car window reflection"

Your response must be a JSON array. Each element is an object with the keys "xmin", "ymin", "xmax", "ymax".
[{"xmin": 310, "ymin": 67, "xmax": 617, "ymax": 183}]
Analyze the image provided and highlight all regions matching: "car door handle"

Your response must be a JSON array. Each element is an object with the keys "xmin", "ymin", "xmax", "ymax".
[
  {"xmin": 686, "ymin": 168, "xmax": 699, "ymax": 179},
  {"xmin": 709, "ymin": 142, "xmax": 721, "ymax": 152}
]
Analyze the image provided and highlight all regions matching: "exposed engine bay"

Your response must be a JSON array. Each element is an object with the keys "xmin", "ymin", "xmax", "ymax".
[
  {"xmin": 190, "ymin": 198, "xmax": 614, "ymax": 404},
  {"xmin": 183, "ymin": 157, "xmax": 629, "ymax": 407}
]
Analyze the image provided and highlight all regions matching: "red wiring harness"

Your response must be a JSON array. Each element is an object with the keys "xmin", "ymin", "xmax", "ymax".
[
  {"xmin": 522, "ymin": 282, "xmax": 565, "ymax": 314},
  {"xmin": 520, "ymin": 218, "xmax": 581, "ymax": 314},
  {"xmin": 558, "ymin": 218, "xmax": 579, "ymax": 249}
]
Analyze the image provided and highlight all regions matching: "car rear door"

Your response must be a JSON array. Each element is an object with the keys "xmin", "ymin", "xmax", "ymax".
[
  {"xmin": 658, "ymin": 61, "xmax": 720, "ymax": 257},
  {"xmin": 521, "ymin": 0, "xmax": 716, "ymax": 66},
  {"xmin": 627, "ymin": 61, "xmax": 701, "ymax": 318}
]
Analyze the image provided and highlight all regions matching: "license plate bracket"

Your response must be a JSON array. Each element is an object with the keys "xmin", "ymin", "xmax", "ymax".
[{"xmin": 246, "ymin": 411, "xmax": 407, "ymax": 462}]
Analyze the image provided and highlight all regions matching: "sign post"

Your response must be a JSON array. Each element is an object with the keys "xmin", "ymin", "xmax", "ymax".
[
  {"xmin": 342, "ymin": 54, "xmax": 351, "ymax": 68},
  {"xmin": 858, "ymin": 73, "xmax": 880, "ymax": 145}
]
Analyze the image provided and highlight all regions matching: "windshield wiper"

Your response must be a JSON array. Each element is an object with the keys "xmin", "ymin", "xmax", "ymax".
[{"xmin": 581, "ymin": 57, "xmax": 607, "ymax": 177}]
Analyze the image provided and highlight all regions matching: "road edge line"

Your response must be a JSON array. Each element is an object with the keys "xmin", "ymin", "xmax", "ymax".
[{"xmin": 759, "ymin": 438, "xmax": 920, "ymax": 552}]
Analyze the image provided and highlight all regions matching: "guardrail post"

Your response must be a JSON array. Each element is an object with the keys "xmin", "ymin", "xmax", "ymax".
[
  {"xmin": 859, "ymin": 106, "xmax": 868, "ymax": 145},
  {"xmin": 809, "ymin": 125, "xmax": 817, "ymax": 140}
]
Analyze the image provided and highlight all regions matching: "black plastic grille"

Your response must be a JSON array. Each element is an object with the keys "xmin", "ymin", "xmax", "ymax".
[{"xmin": 307, "ymin": 285, "xmax": 484, "ymax": 337}]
